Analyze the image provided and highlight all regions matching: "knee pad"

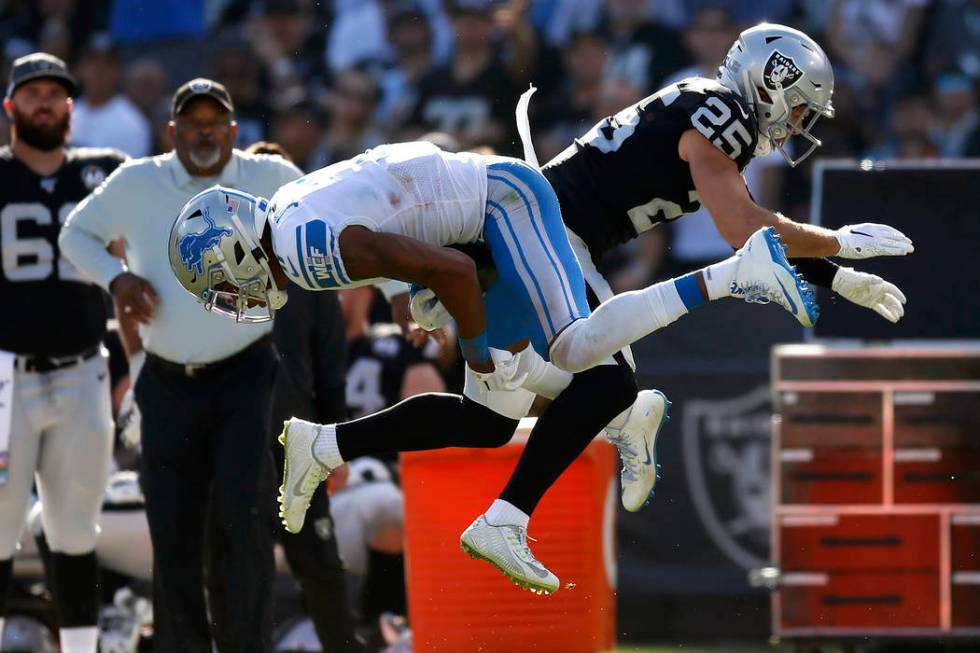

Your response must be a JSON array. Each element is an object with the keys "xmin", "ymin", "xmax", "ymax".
[{"xmin": 460, "ymin": 396, "xmax": 522, "ymax": 447}]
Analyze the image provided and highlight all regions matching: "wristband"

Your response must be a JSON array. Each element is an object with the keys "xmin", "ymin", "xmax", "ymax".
[{"xmin": 459, "ymin": 331, "xmax": 490, "ymax": 365}]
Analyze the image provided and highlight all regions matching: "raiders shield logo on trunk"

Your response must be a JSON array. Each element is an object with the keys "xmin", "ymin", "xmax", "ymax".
[
  {"xmin": 763, "ymin": 51, "xmax": 803, "ymax": 91},
  {"xmin": 682, "ymin": 385, "xmax": 772, "ymax": 569}
]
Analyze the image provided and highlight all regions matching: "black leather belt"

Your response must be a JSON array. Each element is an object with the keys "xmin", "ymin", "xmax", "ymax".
[
  {"xmin": 146, "ymin": 336, "xmax": 271, "ymax": 379},
  {"xmin": 14, "ymin": 344, "xmax": 101, "ymax": 373}
]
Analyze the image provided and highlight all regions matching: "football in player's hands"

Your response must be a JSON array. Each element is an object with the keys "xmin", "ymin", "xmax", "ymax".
[
  {"xmin": 832, "ymin": 267, "xmax": 907, "ymax": 323},
  {"xmin": 835, "ymin": 223, "xmax": 914, "ymax": 259},
  {"xmin": 408, "ymin": 286, "xmax": 451, "ymax": 331}
]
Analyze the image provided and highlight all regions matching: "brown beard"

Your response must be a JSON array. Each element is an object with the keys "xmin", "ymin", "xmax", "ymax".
[{"xmin": 13, "ymin": 106, "xmax": 70, "ymax": 151}]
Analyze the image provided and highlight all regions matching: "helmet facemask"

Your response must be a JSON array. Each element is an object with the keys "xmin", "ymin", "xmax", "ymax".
[
  {"xmin": 199, "ymin": 212, "xmax": 286, "ymax": 323},
  {"xmin": 750, "ymin": 75, "xmax": 833, "ymax": 166}
]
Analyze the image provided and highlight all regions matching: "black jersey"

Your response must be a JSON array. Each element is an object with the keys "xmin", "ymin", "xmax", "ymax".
[
  {"xmin": 0, "ymin": 146, "xmax": 125, "ymax": 356},
  {"xmin": 542, "ymin": 77, "xmax": 758, "ymax": 258},
  {"xmin": 346, "ymin": 324, "xmax": 439, "ymax": 419}
]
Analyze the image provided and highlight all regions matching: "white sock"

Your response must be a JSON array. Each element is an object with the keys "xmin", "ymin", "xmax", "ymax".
[
  {"xmin": 312, "ymin": 424, "xmax": 343, "ymax": 469},
  {"xmin": 550, "ymin": 280, "xmax": 690, "ymax": 373},
  {"xmin": 702, "ymin": 256, "xmax": 739, "ymax": 300},
  {"xmin": 519, "ymin": 346, "xmax": 572, "ymax": 400},
  {"xmin": 60, "ymin": 626, "xmax": 98, "ymax": 653},
  {"xmin": 485, "ymin": 499, "xmax": 530, "ymax": 528}
]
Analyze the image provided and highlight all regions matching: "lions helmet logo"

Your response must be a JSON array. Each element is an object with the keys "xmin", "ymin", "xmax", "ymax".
[
  {"xmin": 178, "ymin": 207, "xmax": 233, "ymax": 276},
  {"xmin": 763, "ymin": 51, "xmax": 803, "ymax": 91}
]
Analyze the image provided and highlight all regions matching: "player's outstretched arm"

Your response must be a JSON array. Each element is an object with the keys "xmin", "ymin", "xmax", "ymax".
[
  {"xmin": 338, "ymin": 226, "xmax": 489, "ymax": 368},
  {"xmin": 680, "ymin": 130, "xmax": 913, "ymax": 260}
]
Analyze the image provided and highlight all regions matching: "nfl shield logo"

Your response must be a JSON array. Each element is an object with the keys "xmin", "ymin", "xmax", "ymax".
[
  {"xmin": 763, "ymin": 50, "xmax": 804, "ymax": 91},
  {"xmin": 682, "ymin": 385, "xmax": 772, "ymax": 569}
]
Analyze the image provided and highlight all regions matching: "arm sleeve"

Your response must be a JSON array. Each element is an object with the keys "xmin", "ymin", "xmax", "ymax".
[
  {"xmin": 58, "ymin": 165, "xmax": 133, "ymax": 290},
  {"xmin": 788, "ymin": 257, "xmax": 839, "ymax": 289}
]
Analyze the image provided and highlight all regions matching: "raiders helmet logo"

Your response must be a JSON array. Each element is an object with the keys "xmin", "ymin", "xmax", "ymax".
[
  {"xmin": 190, "ymin": 79, "xmax": 213, "ymax": 93},
  {"xmin": 81, "ymin": 164, "xmax": 106, "ymax": 190},
  {"xmin": 763, "ymin": 51, "xmax": 803, "ymax": 91}
]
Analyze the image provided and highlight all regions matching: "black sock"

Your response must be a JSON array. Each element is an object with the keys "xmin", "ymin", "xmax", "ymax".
[
  {"xmin": 337, "ymin": 394, "xmax": 518, "ymax": 460},
  {"xmin": 0, "ymin": 558, "xmax": 12, "ymax": 617},
  {"xmin": 500, "ymin": 364, "xmax": 636, "ymax": 514},
  {"xmin": 361, "ymin": 550, "xmax": 406, "ymax": 624},
  {"xmin": 49, "ymin": 551, "xmax": 99, "ymax": 627}
]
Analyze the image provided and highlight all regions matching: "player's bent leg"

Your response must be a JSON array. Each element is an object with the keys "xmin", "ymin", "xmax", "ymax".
[{"xmin": 280, "ymin": 393, "xmax": 522, "ymax": 533}]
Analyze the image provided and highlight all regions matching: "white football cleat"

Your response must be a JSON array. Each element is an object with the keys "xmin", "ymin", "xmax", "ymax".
[
  {"xmin": 731, "ymin": 227, "xmax": 819, "ymax": 327},
  {"xmin": 278, "ymin": 417, "xmax": 334, "ymax": 534},
  {"xmin": 605, "ymin": 389, "xmax": 671, "ymax": 512},
  {"xmin": 460, "ymin": 515, "xmax": 560, "ymax": 595}
]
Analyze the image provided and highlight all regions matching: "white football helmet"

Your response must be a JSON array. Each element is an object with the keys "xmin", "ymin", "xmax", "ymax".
[
  {"xmin": 717, "ymin": 23, "xmax": 835, "ymax": 166},
  {"xmin": 169, "ymin": 185, "xmax": 287, "ymax": 322}
]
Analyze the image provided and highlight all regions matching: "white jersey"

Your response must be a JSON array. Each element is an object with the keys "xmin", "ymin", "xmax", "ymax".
[{"xmin": 269, "ymin": 142, "xmax": 488, "ymax": 290}]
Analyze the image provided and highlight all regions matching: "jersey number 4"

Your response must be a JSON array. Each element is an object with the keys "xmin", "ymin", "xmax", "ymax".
[
  {"xmin": 691, "ymin": 97, "xmax": 753, "ymax": 160},
  {"xmin": 1, "ymin": 202, "xmax": 83, "ymax": 282}
]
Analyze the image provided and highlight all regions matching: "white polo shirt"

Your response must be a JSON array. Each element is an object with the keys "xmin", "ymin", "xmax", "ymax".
[{"xmin": 60, "ymin": 150, "xmax": 302, "ymax": 364}]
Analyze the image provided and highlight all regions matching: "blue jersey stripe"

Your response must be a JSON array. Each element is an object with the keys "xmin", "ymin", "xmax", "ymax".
[
  {"xmin": 294, "ymin": 224, "xmax": 315, "ymax": 289},
  {"xmin": 487, "ymin": 199, "xmax": 557, "ymax": 336},
  {"xmin": 487, "ymin": 172, "xmax": 576, "ymax": 322}
]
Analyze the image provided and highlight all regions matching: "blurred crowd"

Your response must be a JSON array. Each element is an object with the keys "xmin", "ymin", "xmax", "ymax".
[{"xmin": 2, "ymin": 0, "xmax": 979, "ymax": 286}]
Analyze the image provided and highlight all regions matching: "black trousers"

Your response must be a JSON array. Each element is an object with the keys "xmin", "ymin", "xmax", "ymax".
[{"xmin": 135, "ymin": 340, "xmax": 278, "ymax": 653}]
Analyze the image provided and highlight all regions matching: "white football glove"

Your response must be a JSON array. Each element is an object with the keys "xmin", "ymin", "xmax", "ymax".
[
  {"xmin": 471, "ymin": 348, "xmax": 530, "ymax": 392},
  {"xmin": 832, "ymin": 266, "xmax": 907, "ymax": 323},
  {"xmin": 409, "ymin": 287, "xmax": 451, "ymax": 331},
  {"xmin": 835, "ymin": 223, "xmax": 914, "ymax": 259}
]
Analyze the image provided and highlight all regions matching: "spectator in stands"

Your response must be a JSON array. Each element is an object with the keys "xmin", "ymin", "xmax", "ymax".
[
  {"xmin": 662, "ymin": 6, "xmax": 738, "ymax": 86},
  {"xmin": 599, "ymin": 0, "xmax": 689, "ymax": 93},
  {"xmin": 921, "ymin": 0, "xmax": 980, "ymax": 84},
  {"xmin": 245, "ymin": 0, "xmax": 328, "ymax": 98},
  {"xmin": 123, "ymin": 59, "xmax": 169, "ymax": 121},
  {"xmin": 404, "ymin": 0, "xmax": 534, "ymax": 153},
  {"xmin": 269, "ymin": 96, "xmax": 326, "ymax": 172},
  {"xmin": 316, "ymin": 68, "xmax": 385, "ymax": 166},
  {"xmin": 211, "ymin": 44, "xmax": 271, "ymax": 148},
  {"xmin": 825, "ymin": 0, "xmax": 928, "ymax": 121},
  {"xmin": 377, "ymin": 4, "xmax": 437, "ymax": 133},
  {"xmin": 70, "ymin": 34, "xmax": 152, "ymax": 157},
  {"xmin": 932, "ymin": 73, "xmax": 979, "ymax": 157},
  {"xmin": 109, "ymin": 0, "xmax": 208, "ymax": 88},
  {"xmin": 531, "ymin": 30, "xmax": 608, "ymax": 163}
]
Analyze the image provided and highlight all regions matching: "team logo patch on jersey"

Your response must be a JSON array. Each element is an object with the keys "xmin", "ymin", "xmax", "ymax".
[
  {"xmin": 763, "ymin": 51, "xmax": 803, "ymax": 91},
  {"xmin": 81, "ymin": 165, "xmax": 106, "ymax": 190},
  {"xmin": 178, "ymin": 208, "xmax": 232, "ymax": 275}
]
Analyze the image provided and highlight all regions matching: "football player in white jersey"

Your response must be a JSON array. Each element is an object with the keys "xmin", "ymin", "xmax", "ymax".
[{"xmin": 170, "ymin": 140, "xmax": 819, "ymax": 594}]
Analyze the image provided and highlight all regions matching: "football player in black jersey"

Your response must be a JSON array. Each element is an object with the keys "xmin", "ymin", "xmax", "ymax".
[
  {"xmin": 538, "ymin": 23, "xmax": 911, "ymax": 321},
  {"xmin": 0, "ymin": 53, "xmax": 125, "ymax": 653},
  {"xmin": 408, "ymin": 23, "xmax": 913, "ymax": 517}
]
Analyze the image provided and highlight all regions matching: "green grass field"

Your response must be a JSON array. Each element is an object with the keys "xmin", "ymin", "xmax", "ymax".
[{"xmin": 612, "ymin": 646, "xmax": 777, "ymax": 653}]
